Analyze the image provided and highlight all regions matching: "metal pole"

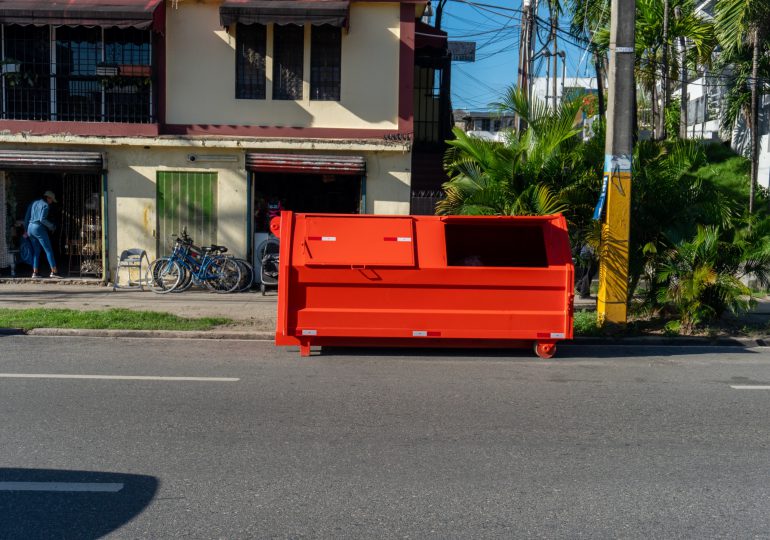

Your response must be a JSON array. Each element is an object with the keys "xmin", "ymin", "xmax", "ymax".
[
  {"xmin": 597, "ymin": 0, "xmax": 635, "ymax": 326},
  {"xmin": 551, "ymin": 14, "xmax": 558, "ymax": 109}
]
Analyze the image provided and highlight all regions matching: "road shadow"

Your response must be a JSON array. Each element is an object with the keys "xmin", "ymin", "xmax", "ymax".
[
  {"xmin": 317, "ymin": 341, "xmax": 759, "ymax": 360},
  {"xmin": 0, "ymin": 468, "xmax": 158, "ymax": 539}
]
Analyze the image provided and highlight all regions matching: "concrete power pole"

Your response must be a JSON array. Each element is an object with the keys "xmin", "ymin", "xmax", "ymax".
[
  {"xmin": 516, "ymin": 0, "xmax": 533, "ymax": 131},
  {"xmin": 597, "ymin": 0, "xmax": 636, "ymax": 326}
]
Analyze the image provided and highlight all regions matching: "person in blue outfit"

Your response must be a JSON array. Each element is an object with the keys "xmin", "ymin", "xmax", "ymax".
[{"xmin": 23, "ymin": 190, "xmax": 61, "ymax": 279}]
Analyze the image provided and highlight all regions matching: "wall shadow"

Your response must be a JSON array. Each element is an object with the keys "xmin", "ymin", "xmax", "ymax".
[{"xmin": 0, "ymin": 468, "xmax": 158, "ymax": 539}]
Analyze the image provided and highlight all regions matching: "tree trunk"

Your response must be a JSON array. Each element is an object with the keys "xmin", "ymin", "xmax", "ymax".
[
  {"xmin": 660, "ymin": 0, "xmax": 670, "ymax": 140},
  {"xmin": 749, "ymin": 27, "xmax": 759, "ymax": 214},
  {"xmin": 595, "ymin": 51, "xmax": 606, "ymax": 118}
]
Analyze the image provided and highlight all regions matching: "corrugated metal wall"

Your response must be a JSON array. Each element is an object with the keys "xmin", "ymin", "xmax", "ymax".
[{"xmin": 156, "ymin": 171, "xmax": 217, "ymax": 254}]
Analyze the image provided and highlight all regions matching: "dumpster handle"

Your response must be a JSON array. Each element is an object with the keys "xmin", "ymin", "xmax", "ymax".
[{"xmin": 351, "ymin": 264, "xmax": 366, "ymax": 270}]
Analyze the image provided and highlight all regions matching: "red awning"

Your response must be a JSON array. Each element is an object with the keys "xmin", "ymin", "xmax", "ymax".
[
  {"xmin": 246, "ymin": 153, "xmax": 365, "ymax": 175},
  {"xmin": 0, "ymin": 0, "xmax": 163, "ymax": 29},
  {"xmin": 220, "ymin": 0, "xmax": 349, "ymax": 27}
]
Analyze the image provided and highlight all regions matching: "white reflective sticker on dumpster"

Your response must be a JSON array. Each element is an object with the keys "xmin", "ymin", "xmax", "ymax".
[
  {"xmin": 308, "ymin": 236, "xmax": 337, "ymax": 242},
  {"xmin": 413, "ymin": 330, "xmax": 441, "ymax": 337},
  {"xmin": 384, "ymin": 236, "xmax": 413, "ymax": 242},
  {"xmin": 301, "ymin": 329, "xmax": 318, "ymax": 336},
  {"xmin": 550, "ymin": 333, "xmax": 565, "ymax": 339}
]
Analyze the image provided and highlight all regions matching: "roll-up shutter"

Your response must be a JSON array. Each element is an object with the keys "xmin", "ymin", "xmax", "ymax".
[
  {"xmin": 220, "ymin": 0, "xmax": 349, "ymax": 27},
  {"xmin": 0, "ymin": 0, "xmax": 163, "ymax": 29},
  {"xmin": 246, "ymin": 153, "xmax": 365, "ymax": 175},
  {"xmin": 0, "ymin": 150, "xmax": 104, "ymax": 172}
]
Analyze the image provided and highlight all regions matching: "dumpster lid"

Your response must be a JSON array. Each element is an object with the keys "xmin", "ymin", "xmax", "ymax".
[{"xmin": 303, "ymin": 215, "xmax": 416, "ymax": 267}]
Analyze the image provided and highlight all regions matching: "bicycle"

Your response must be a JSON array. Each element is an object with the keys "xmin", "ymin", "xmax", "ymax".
[{"xmin": 148, "ymin": 232, "xmax": 241, "ymax": 294}]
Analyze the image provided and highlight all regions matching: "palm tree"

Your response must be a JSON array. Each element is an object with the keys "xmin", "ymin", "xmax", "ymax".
[
  {"xmin": 437, "ymin": 88, "xmax": 586, "ymax": 217},
  {"xmin": 593, "ymin": 0, "xmax": 715, "ymax": 139},
  {"xmin": 714, "ymin": 0, "xmax": 770, "ymax": 213}
]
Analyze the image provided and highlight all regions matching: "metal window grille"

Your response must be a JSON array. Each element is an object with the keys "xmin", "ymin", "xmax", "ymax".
[
  {"xmin": 273, "ymin": 24, "xmax": 303, "ymax": 101},
  {"xmin": 1, "ymin": 24, "xmax": 154, "ymax": 123},
  {"xmin": 310, "ymin": 25, "xmax": 340, "ymax": 101},
  {"xmin": 236, "ymin": 23, "xmax": 266, "ymax": 100}
]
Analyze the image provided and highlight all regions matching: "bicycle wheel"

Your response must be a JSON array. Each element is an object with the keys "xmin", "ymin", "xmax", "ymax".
[
  {"xmin": 236, "ymin": 259, "xmax": 255, "ymax": 292},
  {"xmin": 146, "ymin": 257, "xmax": 182, "ymax": 294},
  {"xmin": 204, "ymin": 256, "xmax": 242, "ymax": 293},
  {"xmin": 175, "ymin": 265, "xmax": 194, "ymax": 292}
]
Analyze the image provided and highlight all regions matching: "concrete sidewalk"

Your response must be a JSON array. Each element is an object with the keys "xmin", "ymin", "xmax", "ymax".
[
  {"xmin": 0, "ymin": 283, "xmax": 278, "ymax": 331},
  {"xmin": 0, "ymin": 282, "xmax": 600, "ymax": 331}
]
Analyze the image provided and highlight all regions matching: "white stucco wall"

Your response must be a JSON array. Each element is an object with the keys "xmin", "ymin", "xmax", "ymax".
[
  {"xmin": 104, "ymin": 145, "xmax": 412, "ymax": 279},
  {"xmin": 165, "ymin": 1, "xmax": 401, "ymax": 129}
]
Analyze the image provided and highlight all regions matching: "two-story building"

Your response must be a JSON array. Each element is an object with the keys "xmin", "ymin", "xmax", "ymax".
[{"xmin": 0, "ymin": 0, "xmax": 446, "ymax": 281}]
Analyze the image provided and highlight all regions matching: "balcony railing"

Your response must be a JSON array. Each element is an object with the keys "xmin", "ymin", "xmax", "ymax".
[{"xmin": 1, "ymin": 24, "xmax": 155, "ymax": 124}]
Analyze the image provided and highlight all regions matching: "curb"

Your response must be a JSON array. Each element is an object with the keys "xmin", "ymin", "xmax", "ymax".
[
  {"xmin": 22, "ymin": 328, "xmax": 275, "ymax": 340},
  {"xmin": 2, "ymin": 327, "xmax": 767, "ymax": 347}
]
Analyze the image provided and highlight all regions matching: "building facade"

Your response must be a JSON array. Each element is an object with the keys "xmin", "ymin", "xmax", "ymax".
[{"xmin": 0, "ymin": 0, "xmax": 436, "ymax": 280}]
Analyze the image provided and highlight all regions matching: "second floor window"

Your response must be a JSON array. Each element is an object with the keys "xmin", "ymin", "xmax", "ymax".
[
  {"xmin": 2, "ymin": 24, "xmax": 154, "ymax": 123},
  {"xmin": 236, "ymin": 23, "xmax": 266, "ymax": 100},
  {"xmin": 273, "ymin": 24, "xmax": 303, "ymax": 101},
  {"xmin": 310, "ymin": 25, "xmax": 341, "ymax": 101}
]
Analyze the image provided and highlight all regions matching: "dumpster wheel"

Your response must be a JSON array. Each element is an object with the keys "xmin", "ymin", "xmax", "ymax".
[{"xmin": 534, "ymin": 342, "xmax": 556, "ymax": 359}]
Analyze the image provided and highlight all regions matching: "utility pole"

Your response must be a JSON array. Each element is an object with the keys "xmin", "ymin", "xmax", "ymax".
[
  {"xmin": 551, "ymin": 10, "xmax": 558, "ymax": 109},
  {"xmin": 597, "ymin": 0, "xmax": 635, "ymax": 326},
  {"xmin": 675, "ymin": 6, "xmax": 687, "ymax": 138},
  {"xmin": 516, "ymin": 0, "xmax": 533, "ymax": 131},
  {"xmin": 660, "ymin": 0, "xmax": 670, "ymax": 139}
]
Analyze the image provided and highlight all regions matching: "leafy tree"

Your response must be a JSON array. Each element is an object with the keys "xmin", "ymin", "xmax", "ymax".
[
  {"xmin": 438, "ymin": 89, "xmax": 587, "ymax": 217},
  {"xmin": 714, "ymin": 0, "xmax": 770, "ymax": 213}
]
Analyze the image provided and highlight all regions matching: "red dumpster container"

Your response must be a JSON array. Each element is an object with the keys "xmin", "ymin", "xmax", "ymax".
[{"xmin": 272, "ymin": 212, "xmax": 574, "ymax": 358}]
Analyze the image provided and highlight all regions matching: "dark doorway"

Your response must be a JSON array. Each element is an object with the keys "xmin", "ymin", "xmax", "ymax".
[
  {"xmin": 252, "ymin": 173, "xmax": 362, "ymax": 233},
  {"xmin": 6, "ymin": 171, "xmax": 102, "ymax": 277}
]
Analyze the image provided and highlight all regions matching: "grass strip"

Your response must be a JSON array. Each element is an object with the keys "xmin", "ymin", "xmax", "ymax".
[{"xmin": 0, "ymin": 308, "xmax": 231, "ymax": 331}]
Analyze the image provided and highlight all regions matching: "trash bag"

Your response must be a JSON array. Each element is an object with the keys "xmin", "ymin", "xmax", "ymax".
[{"xmin": 19, "ymin": 236, "xmax": 34, "ymax": 265}]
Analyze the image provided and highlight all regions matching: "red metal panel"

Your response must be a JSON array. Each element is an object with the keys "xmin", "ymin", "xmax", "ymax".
[
  {"xmin": 0, "ymin": 0, "xmax": 163, "ymax": 29},
  {"xmin": 303, "ymin": 215, "xmax": 415, "ymax": 267},
  {"xmin": 246, "ymin": 153, "xmax": 365, "ymax": 175},
  {"xmin": 274, "ymin": 212, "xmax": 575, "ymax": 358}
]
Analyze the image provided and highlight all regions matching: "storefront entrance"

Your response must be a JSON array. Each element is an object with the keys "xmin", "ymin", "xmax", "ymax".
[
  {"xmin": 2, "ymin": 171, "xmax": 103, "ymax": 278},
  {"xmin": 251, "ymin": 172, "xmax": 363, "ymax": 233}
]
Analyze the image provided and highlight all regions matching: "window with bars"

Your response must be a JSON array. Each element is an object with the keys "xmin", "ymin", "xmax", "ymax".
[
  {"xmin": 272, "ymin": 24, "xmax": 303, "ymax": 101},
  {"xmin": 310, "ymin": 25, "xmax": 341, "ymax": 101},
  {"xmin": 1, "ymin": 24, "xmax": 154, "ymax": 123},
  {"xmin": 235, "ymin": 23, "xmax": 266, "ymax": 100}
]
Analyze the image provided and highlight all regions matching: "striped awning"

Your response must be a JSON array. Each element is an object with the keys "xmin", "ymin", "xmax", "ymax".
[
  {"xmin": 246, "ymin": 153, "xmax": 365, "ymax": 175},
  {"xmin": 220, "ymin": 0, "xmax": 349, "ymax": 27},
  {"xmin": 0, "ymin": 150, "xmax": 104, "ymax": 172},
  {"xmin": 0, "ymin": 0, "xmax": 163, "ymax": 29}
]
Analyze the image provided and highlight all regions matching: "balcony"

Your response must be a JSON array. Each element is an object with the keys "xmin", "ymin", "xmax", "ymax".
[{"xmin": 1, "ymin": 24, "xmax": 155, "ymax": 125}]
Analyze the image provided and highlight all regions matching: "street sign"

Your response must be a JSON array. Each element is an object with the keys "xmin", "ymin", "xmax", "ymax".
[{"xmin": 448, "ymin": 41, "xmax": 476, "ymax": 62}]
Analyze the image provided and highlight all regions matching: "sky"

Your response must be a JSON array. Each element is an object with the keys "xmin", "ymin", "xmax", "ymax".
[{"xmin": 431, "ymin": 0, "xmax": 597, "ymax": 111}]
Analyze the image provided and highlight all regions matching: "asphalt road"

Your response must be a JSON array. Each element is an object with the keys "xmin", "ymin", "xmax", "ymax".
[{"xmin": 1, "ymin": 336, "xmax": 770, "ymax": 539}]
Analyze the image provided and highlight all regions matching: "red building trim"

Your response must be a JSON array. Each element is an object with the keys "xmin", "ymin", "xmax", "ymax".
[
  {"xmin": 154, "ymin": 0, "xmax": 167, "ymax": 125},
  {"xmin": 398, "ymin": 3, "xmax": 415, "ymax": 135}
]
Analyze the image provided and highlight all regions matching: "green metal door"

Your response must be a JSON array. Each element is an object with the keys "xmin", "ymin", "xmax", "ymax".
[{"xmin": 156, "ymin": 171, "xmax": 217, "ymax": 254}]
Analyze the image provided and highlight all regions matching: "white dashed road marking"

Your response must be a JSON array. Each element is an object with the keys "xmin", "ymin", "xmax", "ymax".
[
  {"xmin": 730, "ymin": 385, "xmax": 770, "ymax": 390},
  {"xmin": 0, "ymin": 373, "xmax": 239, "ymax": 382}
]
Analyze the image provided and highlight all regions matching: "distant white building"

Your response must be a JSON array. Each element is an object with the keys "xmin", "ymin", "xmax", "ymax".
[
  {"xmin": 531, "ymin": 77, "xmax": 600, "ymax": 105},
  {"xmin": 453, "ymin": 110, "xmax": 515, "ymax": 141},
  {"xmin": 676, "ymin": 0, "xmax": 770, "ymax": 188}
]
